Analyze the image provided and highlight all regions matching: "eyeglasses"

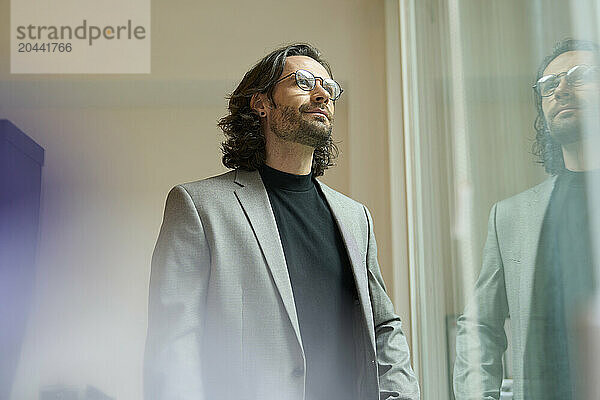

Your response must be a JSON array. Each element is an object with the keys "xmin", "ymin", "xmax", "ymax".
[
  {"xmin": 274, "ymin": 69, "xmax": 344, "ymax": 101},
  {"xmin": 533, "ymin": 64, "xmax": 600, "ymax": 97}
]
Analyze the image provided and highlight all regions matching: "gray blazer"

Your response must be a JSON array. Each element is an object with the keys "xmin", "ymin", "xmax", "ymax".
[
  {"xmin": 144, "ymin": 169, "xmax": 419, "ymax": 400},
  {"xmin": 454, "ymin": 177, "xmax": 557, "ymax": 400}
]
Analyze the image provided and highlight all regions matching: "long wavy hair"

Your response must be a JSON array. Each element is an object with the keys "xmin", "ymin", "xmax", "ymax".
[
  {"xmin": 218, "ymin": 43, "xmax": 339, "ymax": 177},
  {"xmin": 532, "ymin": 38, "xmax": 600, "ymax": 175}
]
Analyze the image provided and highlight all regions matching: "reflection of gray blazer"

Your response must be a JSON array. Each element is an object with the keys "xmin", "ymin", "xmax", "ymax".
[
  {"xmin": 454, "ymin": 177, "xmax": 556, "ymax": 400},
  {"xmin": 144, "ymin": 169, "xmax": 419, "ymax": 400}
]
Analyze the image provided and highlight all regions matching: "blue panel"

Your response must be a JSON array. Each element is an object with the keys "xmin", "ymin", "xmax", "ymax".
[{"xmin": 0, "ymin": 120, "xmax": 44, "ymax": 399}]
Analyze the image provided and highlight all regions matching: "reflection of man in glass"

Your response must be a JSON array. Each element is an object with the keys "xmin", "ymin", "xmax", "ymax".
[{"xmin": 454, "ymin": 39, "xmax": 599, "ymax": 400}]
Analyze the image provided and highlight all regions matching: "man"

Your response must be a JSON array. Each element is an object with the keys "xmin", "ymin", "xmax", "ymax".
[
  {"xmin": 144, "ymin": 43, "xmax": 419, "ymax": 400},
  {"xmin": 454, "ymin": 39, "xmax": 600, "ymax": 400}
]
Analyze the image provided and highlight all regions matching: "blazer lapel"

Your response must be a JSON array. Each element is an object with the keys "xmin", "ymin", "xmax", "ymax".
[
  {"xmin": 316, "ymin": 181, "xmax": 377, "ymax": 351},
  {"xmin": 519, "ymin": 176, "xmax": 556, "ymax": 341},
  {"xmin": 233, "ymin": 169, "xmax": 303, "ymax": 352}
]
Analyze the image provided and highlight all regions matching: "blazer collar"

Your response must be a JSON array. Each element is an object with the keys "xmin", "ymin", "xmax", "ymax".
[
  {"xmin": 316, "ymin": 180, "xmax": 377, "ymax": 351},
  {"xmin": 233, "ymin": 169, "xmax": 303, "ymax": 352},
  {"xmin": 519, "ymin": 175, "xmax": 557, "ymax": 339}
]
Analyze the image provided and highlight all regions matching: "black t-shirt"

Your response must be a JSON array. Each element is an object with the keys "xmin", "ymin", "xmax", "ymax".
[
  {"xmin": 524, "ymin": 170, "xmax": 598, "ymax": 399},
  {"xmin": 258, "ymin": 164, "xmax": 359, "ymax": 400}
]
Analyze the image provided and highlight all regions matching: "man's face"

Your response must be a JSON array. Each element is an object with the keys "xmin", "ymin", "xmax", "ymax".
[
  {"xmin": 267, "ymin": 55, "xmax": 335, "ymax": 148},
  {"xmin": 542, "ymin": 50, "xmax": 600, "ymax": 144}
]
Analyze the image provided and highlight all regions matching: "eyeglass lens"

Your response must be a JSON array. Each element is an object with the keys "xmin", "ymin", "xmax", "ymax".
[
  {"xmin": 295, "ymin": 69, "xmax": 342, "ymax": 100},
  {"xmin": 539, "ymin": 65, "xmax": 598, "ymax": 96}
]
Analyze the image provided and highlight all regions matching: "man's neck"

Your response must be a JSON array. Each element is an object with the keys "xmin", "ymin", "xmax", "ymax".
[
  {"xmin": 562, "ymin": 138, "xmax": 600, "ymax": 171},
  {"xmin": 264, "ymin": 134, "xmax": 314, "ymax": 175}
]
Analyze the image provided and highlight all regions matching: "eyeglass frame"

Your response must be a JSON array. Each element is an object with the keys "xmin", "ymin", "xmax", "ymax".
[
  {"xmin": 533, "ymin": 64, "xmax": 600, "ymax": 98},
  {"xmin": 273, "ymin": 69, "xmax": 344, "ymax": 101}
]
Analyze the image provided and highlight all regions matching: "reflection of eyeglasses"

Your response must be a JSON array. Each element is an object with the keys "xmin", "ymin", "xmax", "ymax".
[
  {"xmin": 534, "ymin": 64, "xmax": 600, "ymax": 97},
  {"xmin": 274, "ymin": 69, "xmax": 344, "ymax": 101}
]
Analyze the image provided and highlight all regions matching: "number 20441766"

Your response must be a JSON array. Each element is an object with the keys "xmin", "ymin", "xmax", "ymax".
[{"xmin": 17, "ymin": 42, "xmax": 72, "ymax": 52}]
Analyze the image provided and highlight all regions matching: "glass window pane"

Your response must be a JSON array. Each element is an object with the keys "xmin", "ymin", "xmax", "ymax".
[{"xmin": 395, "ymin": 1, "xmax": 600, "ymax": 398}]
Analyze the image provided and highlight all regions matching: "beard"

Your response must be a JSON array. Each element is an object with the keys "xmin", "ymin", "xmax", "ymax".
[
  {"xmin": 548, "ymin": 110, "xmax": 600, "ymax": 145},
  {"xmin": 269, "ymin": 103, "xmax": 333, "ymax": 148},
  {"xmin": 548, "ymin": 114, "xmax": 583, "ymax": 145}
]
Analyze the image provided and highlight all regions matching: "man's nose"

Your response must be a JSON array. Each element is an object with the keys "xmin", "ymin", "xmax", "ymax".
[
  {"xmin": 554, "ymin": 77, "xmax": 572, "ymax": 100},
  {"xmin": 310, "ymin": 81, "xmax": 330, "ymax": 104}
]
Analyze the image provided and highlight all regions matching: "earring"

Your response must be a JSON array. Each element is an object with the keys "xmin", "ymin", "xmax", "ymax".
[{"xmin": 260, "ymin": 112, "xmax": 266, "ymax": 117}]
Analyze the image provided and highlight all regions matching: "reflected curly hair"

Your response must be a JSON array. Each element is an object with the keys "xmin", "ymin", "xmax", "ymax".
[
  {"xmin": 218, "ymin": 43, "xmax": 339, "ymax": 177},
  {"xmin": 532, "ymin": 38, "xmax": 600, "ymax": 175}
]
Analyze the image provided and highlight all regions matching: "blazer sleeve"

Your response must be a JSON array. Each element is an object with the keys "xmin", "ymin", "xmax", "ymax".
[
  {"xmin": 144, "ymin": 185, "xmax": 211, "ymax": 400},
  {"xmin": 363, "ymin": 205, "xmax": 421, "ymax": 400},
  {"xmin": 453, "ymin": 202, "xmax": 509, "ymax": 400}
]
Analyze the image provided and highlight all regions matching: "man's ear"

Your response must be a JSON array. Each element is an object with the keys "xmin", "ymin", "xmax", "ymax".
[{"xmin": 250, "ymin": 93, "xmax": 269, "ymax": 117}]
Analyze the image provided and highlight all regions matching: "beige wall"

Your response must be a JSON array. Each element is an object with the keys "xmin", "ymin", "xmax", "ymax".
[{"xmin": 0, "ymin": 1, "xmax": 405, "ymax": 399}]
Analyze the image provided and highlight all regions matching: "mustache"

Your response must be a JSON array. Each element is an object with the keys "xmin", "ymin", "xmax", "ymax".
[
  {"xmin": 550, "ymin": 102, "xmax": 580, "ymax": 119},
  {"xmin": 299, "ymin": 103, "xmax": 333, "ymax": 120}
]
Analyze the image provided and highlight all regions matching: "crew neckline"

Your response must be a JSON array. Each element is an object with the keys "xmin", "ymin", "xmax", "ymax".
[
  {"xmin": 560, "ymin": 168, "xmax": 600, "ymax": 188},
  {"xmin": 259, "ymin": 163, "xmax": 314, "ymax": 192}
]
